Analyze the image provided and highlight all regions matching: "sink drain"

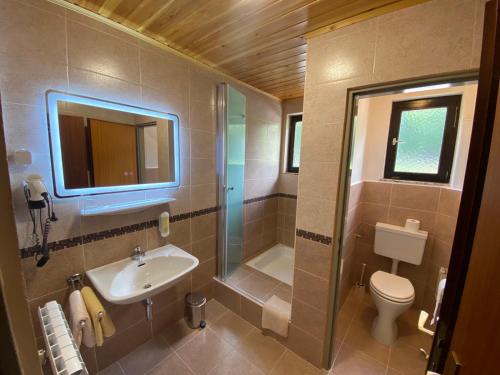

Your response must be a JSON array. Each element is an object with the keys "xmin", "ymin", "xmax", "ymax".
[{"xmin": 143, "ymin": 283, "xmax": 152, "ymax": 289}]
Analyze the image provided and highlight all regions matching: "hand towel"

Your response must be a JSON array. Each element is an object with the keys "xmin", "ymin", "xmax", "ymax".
[
  {"xmin": 81, "ymin": 286, "xmax": 116, "ymax": 346},
  {"xmin": 69, "ymin": 290, "xmax": 96, "ymax": 348},
  {"xmin": 262, "ymin": 295, "xmax": 291, "ymax": 338}
]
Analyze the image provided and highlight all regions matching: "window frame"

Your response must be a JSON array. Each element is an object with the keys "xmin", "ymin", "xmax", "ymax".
[
  {"xmin": 286, "ymin": 113, "xmax": 303, "ymax": 173},
  {"xmin": 384, "ymin": 95, "xmax": 462, "ymax": 183}
]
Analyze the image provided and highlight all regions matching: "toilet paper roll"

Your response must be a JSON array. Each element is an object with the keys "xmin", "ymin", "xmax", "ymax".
[{"xmin": 405, "ymin": 218, "xmax": 420, "ymax": 232}]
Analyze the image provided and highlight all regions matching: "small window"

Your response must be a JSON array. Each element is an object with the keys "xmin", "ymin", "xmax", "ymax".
[
  {"xmin": 384, "ymin": 95, "xmax": 461, "ymax": 183},
  {"xmin": 286, "ymin": 114, "xmax": 303, "ymax": 173}
]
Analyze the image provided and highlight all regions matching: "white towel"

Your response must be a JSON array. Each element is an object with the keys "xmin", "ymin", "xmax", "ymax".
[
  {"xmin": 69, "ymin": 290, "xmax": 96, "ymax": 348},
  {"xmin": 262, "ymin": 295, "xmax": 291, "ymax": 338}
]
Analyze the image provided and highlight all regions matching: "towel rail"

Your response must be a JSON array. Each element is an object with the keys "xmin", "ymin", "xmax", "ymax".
[
  {"xmin": 68, "ymin": 274, "xmax": 104, "ymax": 329},
  {"xmin": 39, "ymin": 301, "xmax": 88, "ymax": 375}
]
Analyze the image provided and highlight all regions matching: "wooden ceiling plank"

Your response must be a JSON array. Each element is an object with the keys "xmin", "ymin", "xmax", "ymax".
[
  {"xmin": 126, "ymin": 0, "xmax": 177, "ymax": 31},
  {"xmin": 220, "ymin": 40, "xmax": 307, "ymax": 72},
  {"xmin": 193, "ymin": 0, "xmax": 352, "ymax": 58},
  {"xmin": 234, "ymin": 61, "xmax": 307, "ymax": 81},
  {"xmin": 232, "ymin": 53, "xmax": 307, "ymax": 78},
  {"xmin": 188, "ymin": 0, "xmax": 320, "ymax": 56},
  {"xmin": 159, "ymin": 0, "xmax": 250, "ymax": 41},
  {"xmin": 246, "ymin": 71, "xmax": 306, "ymax": 87},
  {"xmin": 305, "ymin": 0, "xmax": 429, "ymax": 39},
  {"xmin": 97, "ymin": 0, "xmax": 122, "ymax": 17},
  {"xmin": 241, "ymin": 68, "xmax": 307, "ymax": 86},
  {"xmin": 203, "ymin": 0, "xmax": 398, "ymax": 65},
  {"xmin": 257, "ymin": 78, "xmax": 305, "ymax": 92},
  {"xmin": 170, "ymin": 0, "xmax": 281, "ymax": 47}
]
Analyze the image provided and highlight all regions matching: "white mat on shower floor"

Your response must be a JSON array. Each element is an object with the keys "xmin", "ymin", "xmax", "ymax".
[{"xmin": 245, "ymin": 243, "xmax": 294, "ymax": 285}]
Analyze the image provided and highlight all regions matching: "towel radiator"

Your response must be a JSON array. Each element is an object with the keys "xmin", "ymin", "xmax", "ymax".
[{"xmin": 38, "ymin": 301, "xmax": 88, "ymax": 375}]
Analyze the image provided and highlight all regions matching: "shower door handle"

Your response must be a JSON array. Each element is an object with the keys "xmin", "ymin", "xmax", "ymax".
[{"xmin": 225, "ymin": 186, "xmax": 234, "ymax": 191}]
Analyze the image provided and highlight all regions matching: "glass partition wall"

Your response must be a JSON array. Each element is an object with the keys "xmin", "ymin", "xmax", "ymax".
[{"xmin": 217, "ymin": 83, "xmax": 247, "ymax": 279}]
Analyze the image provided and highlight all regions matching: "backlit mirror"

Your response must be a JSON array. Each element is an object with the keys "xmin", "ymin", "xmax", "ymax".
[{"xmin": 47, "ymin": 91, "xmax": 180, "ymax": 197}]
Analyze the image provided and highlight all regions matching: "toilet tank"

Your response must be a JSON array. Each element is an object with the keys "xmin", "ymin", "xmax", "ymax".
[{"xmin": 374, "ymin": 222, "xmax": 428, "ymax": 265}]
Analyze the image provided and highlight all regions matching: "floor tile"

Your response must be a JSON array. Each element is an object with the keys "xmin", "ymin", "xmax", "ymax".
[
  {"xmin": 211, "ymin": 310, "xmax": 254, "ymax": 345},
  {"xmin": 205, "ymin": 299, "xmax": 228, "ymax": 324},
  {"xmin": 388, "ymin": 343, "xmax": 428, "ymax": 375},
  {"xmin": 344, "ymin": 321, "xmax": 390, "ymax": 364},
  {"xmin": 235, "ymin": 328, "xmax": 286, "ymax": 373},
  {"xmin": 236, "ymin": 273, "xmax": 279, "ymax": 301},
  {"xmin": 207, "ymin": 349, "xmax": 264, "ymax": 375},
  {"xmin": 118, "ymin": 336, "xmax": 172, "ymax": 375},
  {"xmin": 146, "ymin": 353, "xmax": 194, "ymax": 375},
  {"xmin": 270, "ymin": 350, "xmax": 323, "ymax": 375},
  {"xmin": 160, "ymin": 319, "xmax": 200, "ymax": 351},
  {"xmin": 333, "ymin": 343, "xmax": 387, "ymax": 375},
  {"xmin": 97, "ymin": 363, "xmax": 125, "ymax": 375},
  {"xmin": 176, "ymin": 328, "xmax": 232, "ymax": 375}
]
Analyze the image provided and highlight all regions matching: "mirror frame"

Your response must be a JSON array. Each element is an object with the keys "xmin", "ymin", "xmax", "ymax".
[{"xmin": 46, "ymin": 90, "xmax": 181, "ymax": 198}]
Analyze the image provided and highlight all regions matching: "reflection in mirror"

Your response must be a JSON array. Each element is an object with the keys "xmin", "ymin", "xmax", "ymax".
[{"xmin": 47, "ymin": 92, "xmax": 180, "ymax": 197}]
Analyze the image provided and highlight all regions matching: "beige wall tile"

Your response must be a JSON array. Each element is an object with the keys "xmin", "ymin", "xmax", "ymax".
[
  {"xmin": 390, "ymin": 184, "xmax": 440, "ymax": 211},
  {"xmin": 95, "ymin": 320, "xmax": 152, "ymax": 370},
  {"xmin": 286, "ymin": 325, "xmax": 324, "ymax": 368},
  {"xmin": 433, "ymin": 213, "xmax": 458, "ymax": 244},
  {"xmin": 387, "ymin": 206, "xmax": 436, "ymax": 232},
  {"xmin": 22, "ymin": 246, "xmax": 84, "ymax": 299},
  {"xmin": 67, "ymin": 21, "xmax": 140, "ymax": 83},
  {"xmin": 191, "ymin": 213, "xmax": 216, "ymax": 242},
  {"xmin": 361, "ymin": 181, "xmax": 392, "ymax": 205},
  {"xmin": 293, "ymin": 269, "xmax": 329, "ymax": 312},
  {"xmin": 294, "ymin": 237, "xmax": 332, "ymax": 280},
  {"xmin": 437, "ymin": 188, "xmax": 462, "ymax": 217},
  {"xmin": 374, "ymin": 0, "xmax": 476, "ymax": 82},
  {"xmin": 296, "ymin": 196, "xmax": 335, "ymax": 236},
  {"xmin": 83, "ymin": 230, "xmax": 147, "ymax": 270},
  {"xmin": 360, "ymin": 202, "xmax": 389, "ymax": 225},
  {"xmin": 291, "ymin": 298, "xmax": 327, "ymax": 340}
]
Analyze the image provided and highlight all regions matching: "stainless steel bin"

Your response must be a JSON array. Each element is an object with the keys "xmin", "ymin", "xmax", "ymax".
[{"xmin": 185, "ymin": 293, "xmax": 207, "ymax": 329}]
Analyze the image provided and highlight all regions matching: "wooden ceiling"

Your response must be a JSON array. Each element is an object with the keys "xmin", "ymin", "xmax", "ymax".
[{"xmin": 65, "ymin": 0, "xmax": 424, "ymax": 100}]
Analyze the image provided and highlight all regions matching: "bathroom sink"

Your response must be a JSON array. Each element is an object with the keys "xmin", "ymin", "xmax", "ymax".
[{"xmin": 86, "ymin": 244, "xmax": 199, "ymax": 304}]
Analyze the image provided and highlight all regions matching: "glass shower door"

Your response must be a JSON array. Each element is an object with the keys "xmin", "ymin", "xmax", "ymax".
[{"xmin": 217, "ymin": 84, "xmax": 246, "ymax": 279}]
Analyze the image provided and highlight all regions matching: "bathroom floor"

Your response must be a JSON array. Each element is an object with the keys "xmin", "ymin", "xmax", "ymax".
[
  {"xmin": 95, "ymin": 299, "xmax": 321, "ymax": 375},
  {"xmin": 332, "ymin": 287, "xmax": 432, "ymax": 375}
]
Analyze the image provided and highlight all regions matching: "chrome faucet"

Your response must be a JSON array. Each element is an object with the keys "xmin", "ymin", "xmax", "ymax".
[{"xmin": 132, "ymin": 246, "xmax": 145, "ymax": 266}]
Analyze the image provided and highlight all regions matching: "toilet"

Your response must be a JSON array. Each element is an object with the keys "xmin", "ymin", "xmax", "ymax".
[{"xmin": 369, "ymin": 222, "xmax": 428, "ymax": 345}]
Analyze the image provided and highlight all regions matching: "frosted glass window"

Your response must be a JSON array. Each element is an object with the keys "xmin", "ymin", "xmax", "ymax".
[
  {"xmin": 292, "ymin": 121, "xmax": 302, "ymax": 168},
  {"xmin": 384, "ymin": 95, "xmax": 461, "ymax": 183},
  {"xmin": 287, "ymin": 114, "xmax": 302, "ymax": 172},
  {"xmin": 394, "ymin": 108, "xmax": 447, "ymax": 173}
]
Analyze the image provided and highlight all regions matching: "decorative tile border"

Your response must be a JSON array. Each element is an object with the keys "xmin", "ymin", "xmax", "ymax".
[
  {"xmin": 19, "ymin": 192, "xmax": 295, "ymax": 258},
  {"xmin": 243, "ymin": 192, "xmax": 297, "ymax": 204},
  {"xmin": 20, "ymin": 206, "xmax": 220, "ymax": 259},
  {"xmin": 296, "ymin": 228, "xmax": 333, "ymax": 245}
]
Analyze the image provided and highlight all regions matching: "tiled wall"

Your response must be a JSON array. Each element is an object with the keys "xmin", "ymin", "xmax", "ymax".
[
  {"xmin": 0, "ymin": 0, "xmax": 280, "ymax": 372},
  {"xmin": 296, "ymin": 0, "xmax": 484, "ymax": 367},
  {"xmin": 345, "ymin": 181, "xmax": 461, "ymax": 312},
  {"xmin": 276, "ymin": 97, "xmax": 302, "ymax": 247}
]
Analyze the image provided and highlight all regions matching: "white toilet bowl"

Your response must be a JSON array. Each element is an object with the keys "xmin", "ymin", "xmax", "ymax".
[{"xmin": 369, "ymin": 271, "xmax": 415, "ymax": 345}]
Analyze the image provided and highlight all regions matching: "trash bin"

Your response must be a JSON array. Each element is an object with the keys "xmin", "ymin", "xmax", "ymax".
[{"xmin": 185, "ymin": 293, "xmax": 207, "ymax": 329}]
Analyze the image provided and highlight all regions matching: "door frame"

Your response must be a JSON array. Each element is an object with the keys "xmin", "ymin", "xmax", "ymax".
[{"xmin": 325, "ymin": 70, "xmax": 479, "ymax": 368}]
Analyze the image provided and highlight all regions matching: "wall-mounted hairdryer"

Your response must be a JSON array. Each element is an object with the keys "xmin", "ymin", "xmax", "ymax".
[{"xmin": 23, "ymin": 174, "xmax": 57, "ymax": 267}]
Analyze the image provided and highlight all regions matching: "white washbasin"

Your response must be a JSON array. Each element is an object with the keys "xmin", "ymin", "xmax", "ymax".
[{"xmin": 86, "ymin": 244, "xmax": 199, "ymax": 304}]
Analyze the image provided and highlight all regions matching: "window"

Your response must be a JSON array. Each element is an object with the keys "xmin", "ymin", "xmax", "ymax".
[
  {"xmin": 384, "ymin": 95, "xmax": 461, "ymax": 183},
  {"xmin": 286, "ymin": 114, "xmax": 303, "ymax": 173}
]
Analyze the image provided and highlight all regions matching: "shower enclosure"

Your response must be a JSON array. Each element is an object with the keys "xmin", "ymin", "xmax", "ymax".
[{"xmin": 216, "ymin": 83, "xmax": 246, "ymax": 280}]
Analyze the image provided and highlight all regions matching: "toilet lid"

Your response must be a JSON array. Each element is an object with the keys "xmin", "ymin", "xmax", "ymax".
[{"xmin": 370, "ymin": 271, "xmax": 415, "ymax": 303}]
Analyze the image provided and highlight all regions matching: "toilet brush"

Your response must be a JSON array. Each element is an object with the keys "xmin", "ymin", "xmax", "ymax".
[{"xmin": 355, "ymin": 263, "xmax": 367, "ymax": 288}]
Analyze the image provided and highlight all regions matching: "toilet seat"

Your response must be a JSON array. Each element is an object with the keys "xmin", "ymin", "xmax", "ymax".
[{"xmin": 370, "ymin": 271, "xmax": 414, "ymax": 303}]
